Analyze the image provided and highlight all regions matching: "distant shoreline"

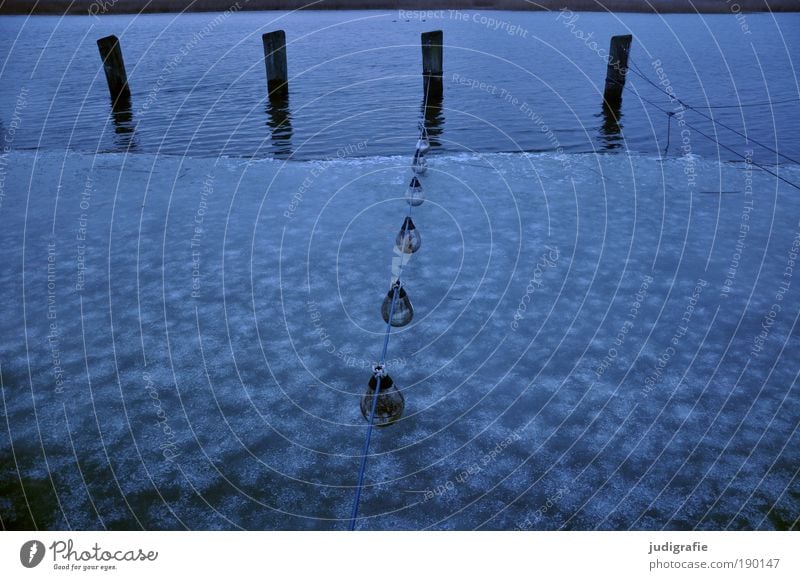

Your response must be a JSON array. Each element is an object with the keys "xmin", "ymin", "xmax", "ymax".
[{"xmin": 1, "ymin": 1, "xmax": 798, "ymax": 16}]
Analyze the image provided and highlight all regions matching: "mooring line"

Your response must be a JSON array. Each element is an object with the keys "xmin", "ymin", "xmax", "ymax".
[
  {"xmin": 347, "ymin": 99, "xmax": 430, "ymax": 529},
  {"xmin": 627, "ymin": 58, "xmax": 800, "ymax": 166},
  {"xmin": 348, "ymin": 282, "xmax": 400, "ymax": 530},
  {"xmin": 629, "ymin": 87, "xmax": 800, "ymax": 192},
  {"xmin": 623, "ymin": 61, "xmax": 800, "ymax": 192}
]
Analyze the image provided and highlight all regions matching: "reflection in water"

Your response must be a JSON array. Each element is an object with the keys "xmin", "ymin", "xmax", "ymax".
[
  {"xmin": 598, "ymin": 102, "xmax": 624, "ymax": 151},
  {"xmin": 421, "ymin": 77, "xmax": 444, "ymax": 148},
  {"xmin": 266, "ymin": 96, "xmax": 293, "ymax": 159},
  {"xmin": 110, "ymin": 94, "xmax": 137, "ymax": 151}
]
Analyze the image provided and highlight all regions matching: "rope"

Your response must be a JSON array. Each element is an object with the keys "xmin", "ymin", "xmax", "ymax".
[
  {"xmin": 688, "ymin": 97, "xmax": 800, "ymax": 109},
  {"xmin": 348, "ymin": 78, "xmax": 433, "ymax": 530},
  {"xmin": 624, "ymin": 59, "xmax": 800, "ymax": 191},
  {"xmin": 631, "ymin": 63, "xmax": 800, "ymax": 112},
  {"xmin": 627, "ymin": 58, "xmax": 800, "ymax": 166},
  {"xmin": 664, "ymin": 111, "xmax": 674, "ymax": 155},
  {"xmin": 347, "ymin": 288, "xmax": 399, "ymax": 531},
  {"xmin": 346, "ymin": 226, "xmax": 413, "ymax": 532},
  {"xmin": 631, "ymin": 89, "xmax": 800, "ymax": 192},
  {"xmin": 628, "ymin": 59, "xmax": 800, "ymax": 110}
]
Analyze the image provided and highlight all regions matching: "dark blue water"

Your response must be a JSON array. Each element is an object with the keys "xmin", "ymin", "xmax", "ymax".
[
  {"xmin": 2, "ymin": 10, "xmax": 800, "ymax": 532},
  {"xmin": 1, "ymin": 10, "xmax": 798, "ymax": 161}
]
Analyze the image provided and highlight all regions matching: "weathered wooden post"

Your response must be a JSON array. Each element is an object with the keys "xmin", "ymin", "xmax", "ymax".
[
  {"xmin": 603, "ymin": 34, "xmax": 632, "ymax": 108},
  {"xmin": 421, "ymin": 30, "xmax": 443, "ymax": 102},
  {"xmin": 97, "ymin": 35, "xmax": 131, "ymax": 107},
  {"xmin": 263, "ymin": 30, "xmax": 288, "ymax": 100}
]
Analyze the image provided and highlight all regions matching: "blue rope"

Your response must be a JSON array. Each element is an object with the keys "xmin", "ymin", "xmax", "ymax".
[
  {"xmin": 347, "ymin": 79, "xmax": 428, "ymax": 528},
  {"xmin": 348, "ymin": 284, "xmax": 400, "ymax": 530}
]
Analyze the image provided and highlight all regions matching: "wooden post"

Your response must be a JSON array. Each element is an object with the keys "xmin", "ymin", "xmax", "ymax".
[
  {"xmin": 97, "ymin": 35, "xmax": 131, "ymax": 107},
  {"xmin": 263, "ymin": 30, "xmax": 288, "ymax": 100},
  {"xmin": 603, "ymin": 34, "xmax": 632, "ymax": 108},
  {"xmin": 421, "ymin": 30, "xmax": 443, "ymax": 102}
]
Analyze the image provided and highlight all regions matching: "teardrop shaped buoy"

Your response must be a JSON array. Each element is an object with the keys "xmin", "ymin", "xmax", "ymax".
[
  {"xmin": 412, "ymin": 150, "xmax": 428, "ymax": 176},
  {"xmin": 381, "ymin": 280, "xmax": 413, "ymax": 327},
  {"xmin": 405, "ymin": 176, "xmax": 424, "ymax": 207},
  {"xmin": 360, "ymin": 364, "xmax": 404, "ymax": 426},
  {"xmin": 396, "ymin": 216, "xmax": 421, "ymax": 254}
]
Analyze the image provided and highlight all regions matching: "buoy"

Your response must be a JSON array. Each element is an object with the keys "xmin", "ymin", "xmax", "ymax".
[
  {"xmin": 412, "ymin": 151, "xmax": 427, "ymax": 175},
  {"xmin": 405, "ymin": 176, "xmax": 424, "ymax": 206},
  {"xmin": 396, "ymin": 216, "xmax": 421, "ymax": 254},
  {"xmin": 381, "ymin": 280, "xmax": 413, "ymax": 327},
  {"xmin": 360, "ymin": 365, "xmax": 404, "ymax": 426}
]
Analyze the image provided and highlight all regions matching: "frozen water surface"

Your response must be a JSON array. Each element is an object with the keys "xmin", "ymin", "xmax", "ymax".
[{"xmin": 1, "ymin": 148, "xmax": 799, "ymax": 530}]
